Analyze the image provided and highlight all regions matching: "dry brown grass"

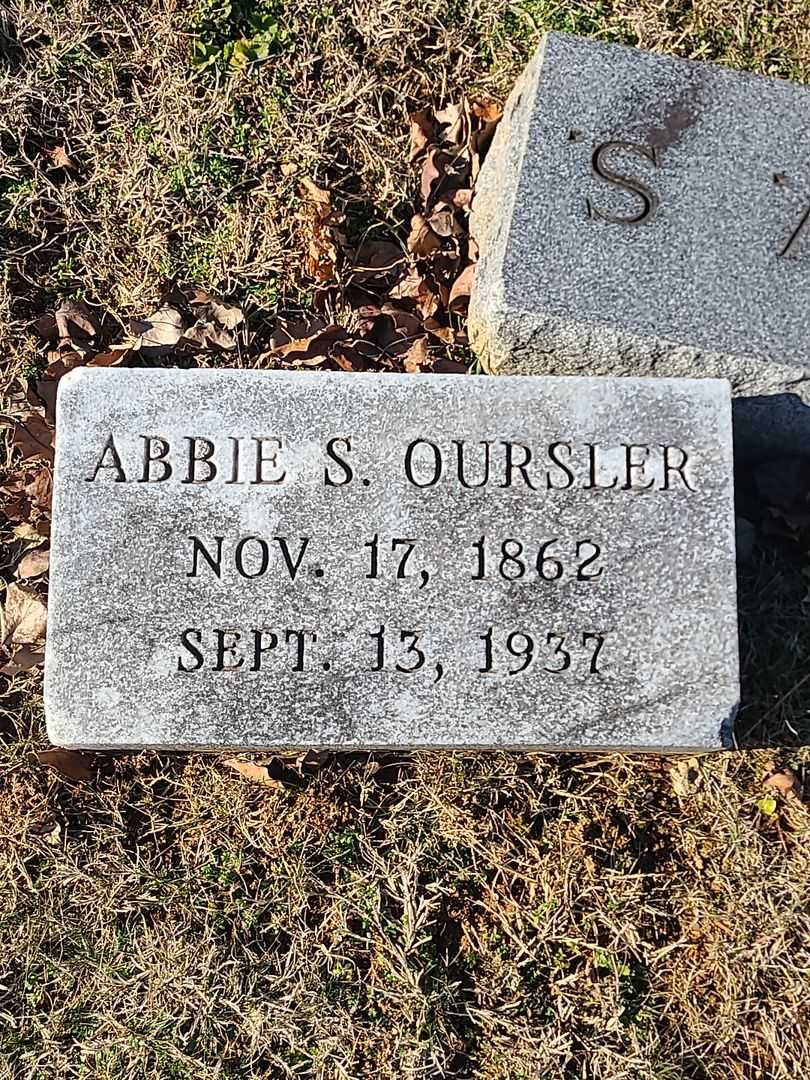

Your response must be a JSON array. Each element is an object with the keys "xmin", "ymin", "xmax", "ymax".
[
  {"xmin": 2, "ymin": 1, "xmax": 810, "ymax": 1077},
  {"xmin": 1, "ymin": 741, "xmax": 809, "ymax": 1079}
]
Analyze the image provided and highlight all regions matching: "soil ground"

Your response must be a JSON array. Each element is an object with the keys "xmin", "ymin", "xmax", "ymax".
[{"xmin": 2, "ymin": 2, "xmax": 810, "ymax": 1078}]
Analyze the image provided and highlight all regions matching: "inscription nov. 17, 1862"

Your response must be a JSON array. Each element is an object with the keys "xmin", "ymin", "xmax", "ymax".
[{"xmin": 45, "ymin": 368, "xmax": 739, "ymax": 751}]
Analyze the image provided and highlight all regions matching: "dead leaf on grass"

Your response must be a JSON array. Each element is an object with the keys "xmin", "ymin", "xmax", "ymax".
[
  {"xmin": 448, "ymin": 262, "xmax": 475, "ymax": 315},
  {"xmin": 132, "ymin": 306, "xmax": 186, "ymax": 349},
  {"xmin": 17, "ymin": 547, "xmax": 49, "ymax": 579},
  {"xmin": 186, "ymin": 289, "xmax": 245, "ymax": 331},
  {"xmin": 87, "ymin": 346, "xmax": 133, "ymax": 367},
  {"xmin": 54, "ymin": 299, "xmax": 100, "ymax": 351},
  {"xmin": 224, "ymin": 758, "xmax": 286, "ymax": 789},
  {"xmin": 299, "ymin": 176, "xmax": 332, "ymax": 206},
  {"xmin": 0, "ymin": 645, "xmax": 45, "ymax": 674},
  {"xmin": 407, "ymin": 213, "xmax": 443, "ymax": 257},
  {"xmin": 298, "ymin": 177, "xmax": 346, "ymax": 286},
  {"xmin": 409, "ymin": 108, "xmax": 434, "ymax": 161},
  {"xmin": 36, "ymin": 749, "xmax": 93, "ymax": 782},
  {"xmin": 3, "ymin": 584, "xmax": 47, "ymax": 645},
  {"xmin": 2, "ymin": 412, "xmax": 55, "ymax": 463},
  {"xmin": 296, "ymin": 749, "xmax": 330, "ymax": 770},
  {"xmin": 13, "ymin": 522, "xmax": 46, "ymax": 542},
  {"xmin": 350, "ymin": 240, "xmax": 406, "ymax": 289},
  {"xmin": 182, "ymin": 321, "xmax": 238, "ymax": 351},
  {"xmin": 2, "ymin": 468, "xmax": 53, "ymax": 532},
  {"xmin": 402, "ymin": 336, "xmax": 430, "ymax": 373},
  {"xmin": 434, "ymin": 101, "xmax": 465, "ymax": 145},
  {"xmin": 26, "ymin": 467, "xmax": 53, "ymax": 527},
  {"xmin": 669, "ymin": 757, "xmax": 703, "ymax": 797},
  {"xmin": 43, "ymin": 145, "xmax": 78, "ymax": 171},
  {"xmin": 764, "ymin": 767, "xmax": 804, "ymax": 803},
  {"xmin": 29, "ymin": 818, "xmax": 62, "ymax": 844},
  {"xmin": 268, "ymin": 323, "xmax": 351, "ymax": 364}
]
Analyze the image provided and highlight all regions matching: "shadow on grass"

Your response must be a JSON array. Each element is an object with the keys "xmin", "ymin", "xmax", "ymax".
[{"xmin": 735, "ymin": 474, "xmax": 810, "ymax": 749}]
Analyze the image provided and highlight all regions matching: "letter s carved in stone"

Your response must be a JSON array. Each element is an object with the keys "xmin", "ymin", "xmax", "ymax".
[{"xmin": 586, "ymin": 140, "xmax": 661, "ymax": 226}]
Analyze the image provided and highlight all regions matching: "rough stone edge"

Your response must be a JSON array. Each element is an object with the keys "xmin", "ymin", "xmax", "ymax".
[
  {"xmin": 468, "ymin": 36, "xmax": 549, "ymax": 372},
  {"xmin": 43, "ymin": 366, "xmax": 87, "ymax": 748},
  {"xmin": 469, "ymin": 307, "xmax": 810, "ymax": 459},
  {"xmin": 47, "ymin": 738, "xmax": 732, "ymax": 753}
]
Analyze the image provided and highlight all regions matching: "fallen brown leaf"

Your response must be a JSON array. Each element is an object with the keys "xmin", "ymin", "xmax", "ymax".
[
  {"xmin": 29, "ymin": 818, "xmax": 62, "ymax": 845},
  {"xmin": 265, "ymin": 322, "xmax": 350, "ymax": 363},
  {"xmin": 402, "ymin": 336, "xmax": 430, "ymax": 374},
  {"xmin": 26, "ymin": 467, "xmax": 53, "ymax": 525},
  {"xmin": 44, "ymin": 145, "xmax": 77, "ymax": 170},
  {"xmin": 182, "ymin": 322, "xmax": 237, "ymax": 351},
  {"xmin": 187, "ymin": 290, "xmax": 245, "ymax": 331},
  {"xmin": 54, "ymin": 299, "xmax": 100, "ymax": 351},
  {"xmin": 13, "ymin": 522, "xmax": 46, "ymax": 542},
  {"xmin": 297, "ymin": 178, "xmax": 346, "ymax": 286},
  {"xmin": 350, "ymin": 240, "xmax": 406, "ymax": 289},
  {"xmin": 88, "ymin": 346, "xmax": 133, "ymax": 367},
  {"xmin": 132, "ymin": 306, "xmax": 185, "ymax": 349},
  {"xmin": 448, "ymin": 263, "xmax": 475, "ymax": 315},
  {"xmin": 36, "ymin": 749, "xmax": 93, "ymax": 782},
  {"xmin": 298, "ymin": 176, "xmax": 332, "ymax": 206},
  {"xmin": 224, "ymin": 758, "xmax": 286, "ymax": 789},
  {"xmin": 17, "ymin": 547, "xmax": 50, "ymax": 579},
  {"xmin": 434, "ymin": 101, "xmax": 465, "ymax": 144},
  {"xmin": 420, "ymin": 148, "xmax": 446, "ymax": 204},
  {"xmin": 764, "ymin": 767, "xmax": 804, "ymax": 803},
  {"xmin": 409, "ymin": 108, "xmax": 434, "ymax": 161},
  {"xmin": 5, "ymin": 413, "xmax": 55, "ymax": 463},
  {"xmin": 0, "ymin": 645, "xmax": 45, "ymax": 675},
  {"xmin": 2, "ymin": 468, "xmax": 54, "ymax": 530},
  {"xmin": 407, "ymin": 214, "xmax": 443, "ymax": 257},
  {"xmin": 3, "ymin": 583, "xmax": 47, "ymax": 645},
  {"xmin": 669, "ymin": 757, "xmax": 703, "ymax": 797}
]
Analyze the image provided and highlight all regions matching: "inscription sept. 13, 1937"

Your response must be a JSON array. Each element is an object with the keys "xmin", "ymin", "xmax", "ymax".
[{"xmin": 82, "ymin": 430, "xmax": 697, "ymax": 681}]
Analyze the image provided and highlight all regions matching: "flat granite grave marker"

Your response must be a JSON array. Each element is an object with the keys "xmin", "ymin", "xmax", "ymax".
[
  {"xmin": 469, "ymin": 31, "xmax": 810, "ymax": 458},
  {"xmin": 45, "ymin": 368, "xmax": 738, "ymax": 751}
]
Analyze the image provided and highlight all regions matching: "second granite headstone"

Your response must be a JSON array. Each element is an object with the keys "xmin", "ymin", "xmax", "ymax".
[{"xmin": 469, "ymin": 32, "xmax": 810, "ymax": 458}]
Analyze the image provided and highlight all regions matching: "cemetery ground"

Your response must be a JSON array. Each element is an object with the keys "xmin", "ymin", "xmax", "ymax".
[{"xmin": 1, "ymin": 1, "xmax": 810, "ymax": 1077}]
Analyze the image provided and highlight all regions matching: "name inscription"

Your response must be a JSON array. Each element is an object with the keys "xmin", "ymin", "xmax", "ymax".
[{"xmin": 86, "ymin": 433, "xmax": 695, "ymax": 491}]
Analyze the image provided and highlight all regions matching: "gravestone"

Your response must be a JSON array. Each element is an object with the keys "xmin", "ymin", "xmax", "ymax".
[
  {"xmin": 45, "ymin": 368, "xmax": 738, "ymax": 751},
  {"xmin": 469, "ymin": 31, "xmax": 810, "ymax": 459}
]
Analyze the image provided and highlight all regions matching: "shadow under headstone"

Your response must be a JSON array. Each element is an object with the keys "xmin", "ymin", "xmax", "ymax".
[
  {"xmin": 732, "ymin": 392, "xmax": 810, "ymax": 463},
  {"xmin": 733, "ymin": 412, "xmax": 810, "ymax": 747}
]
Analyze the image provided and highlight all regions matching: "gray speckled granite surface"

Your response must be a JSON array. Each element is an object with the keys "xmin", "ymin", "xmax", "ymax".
[
  {"xmin": 469, "ymin": 32, "xmax": 810, "ymax": 459},
  {"xmin": 45, "ymin": 368, "xmax": 738, "ymax": 751}
]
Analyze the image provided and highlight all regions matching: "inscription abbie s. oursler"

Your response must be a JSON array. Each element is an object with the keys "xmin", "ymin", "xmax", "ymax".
[
  {"xmin": 45, "ymin": 368, "xmax": 738, "ymax": 751},
  {"xmin": 86, "ymin": 432, "xmax": 697, "ymax": 491},
  {"xmin": 86, "ymin": 431, "xmax": 696, "ymax": 679}
]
